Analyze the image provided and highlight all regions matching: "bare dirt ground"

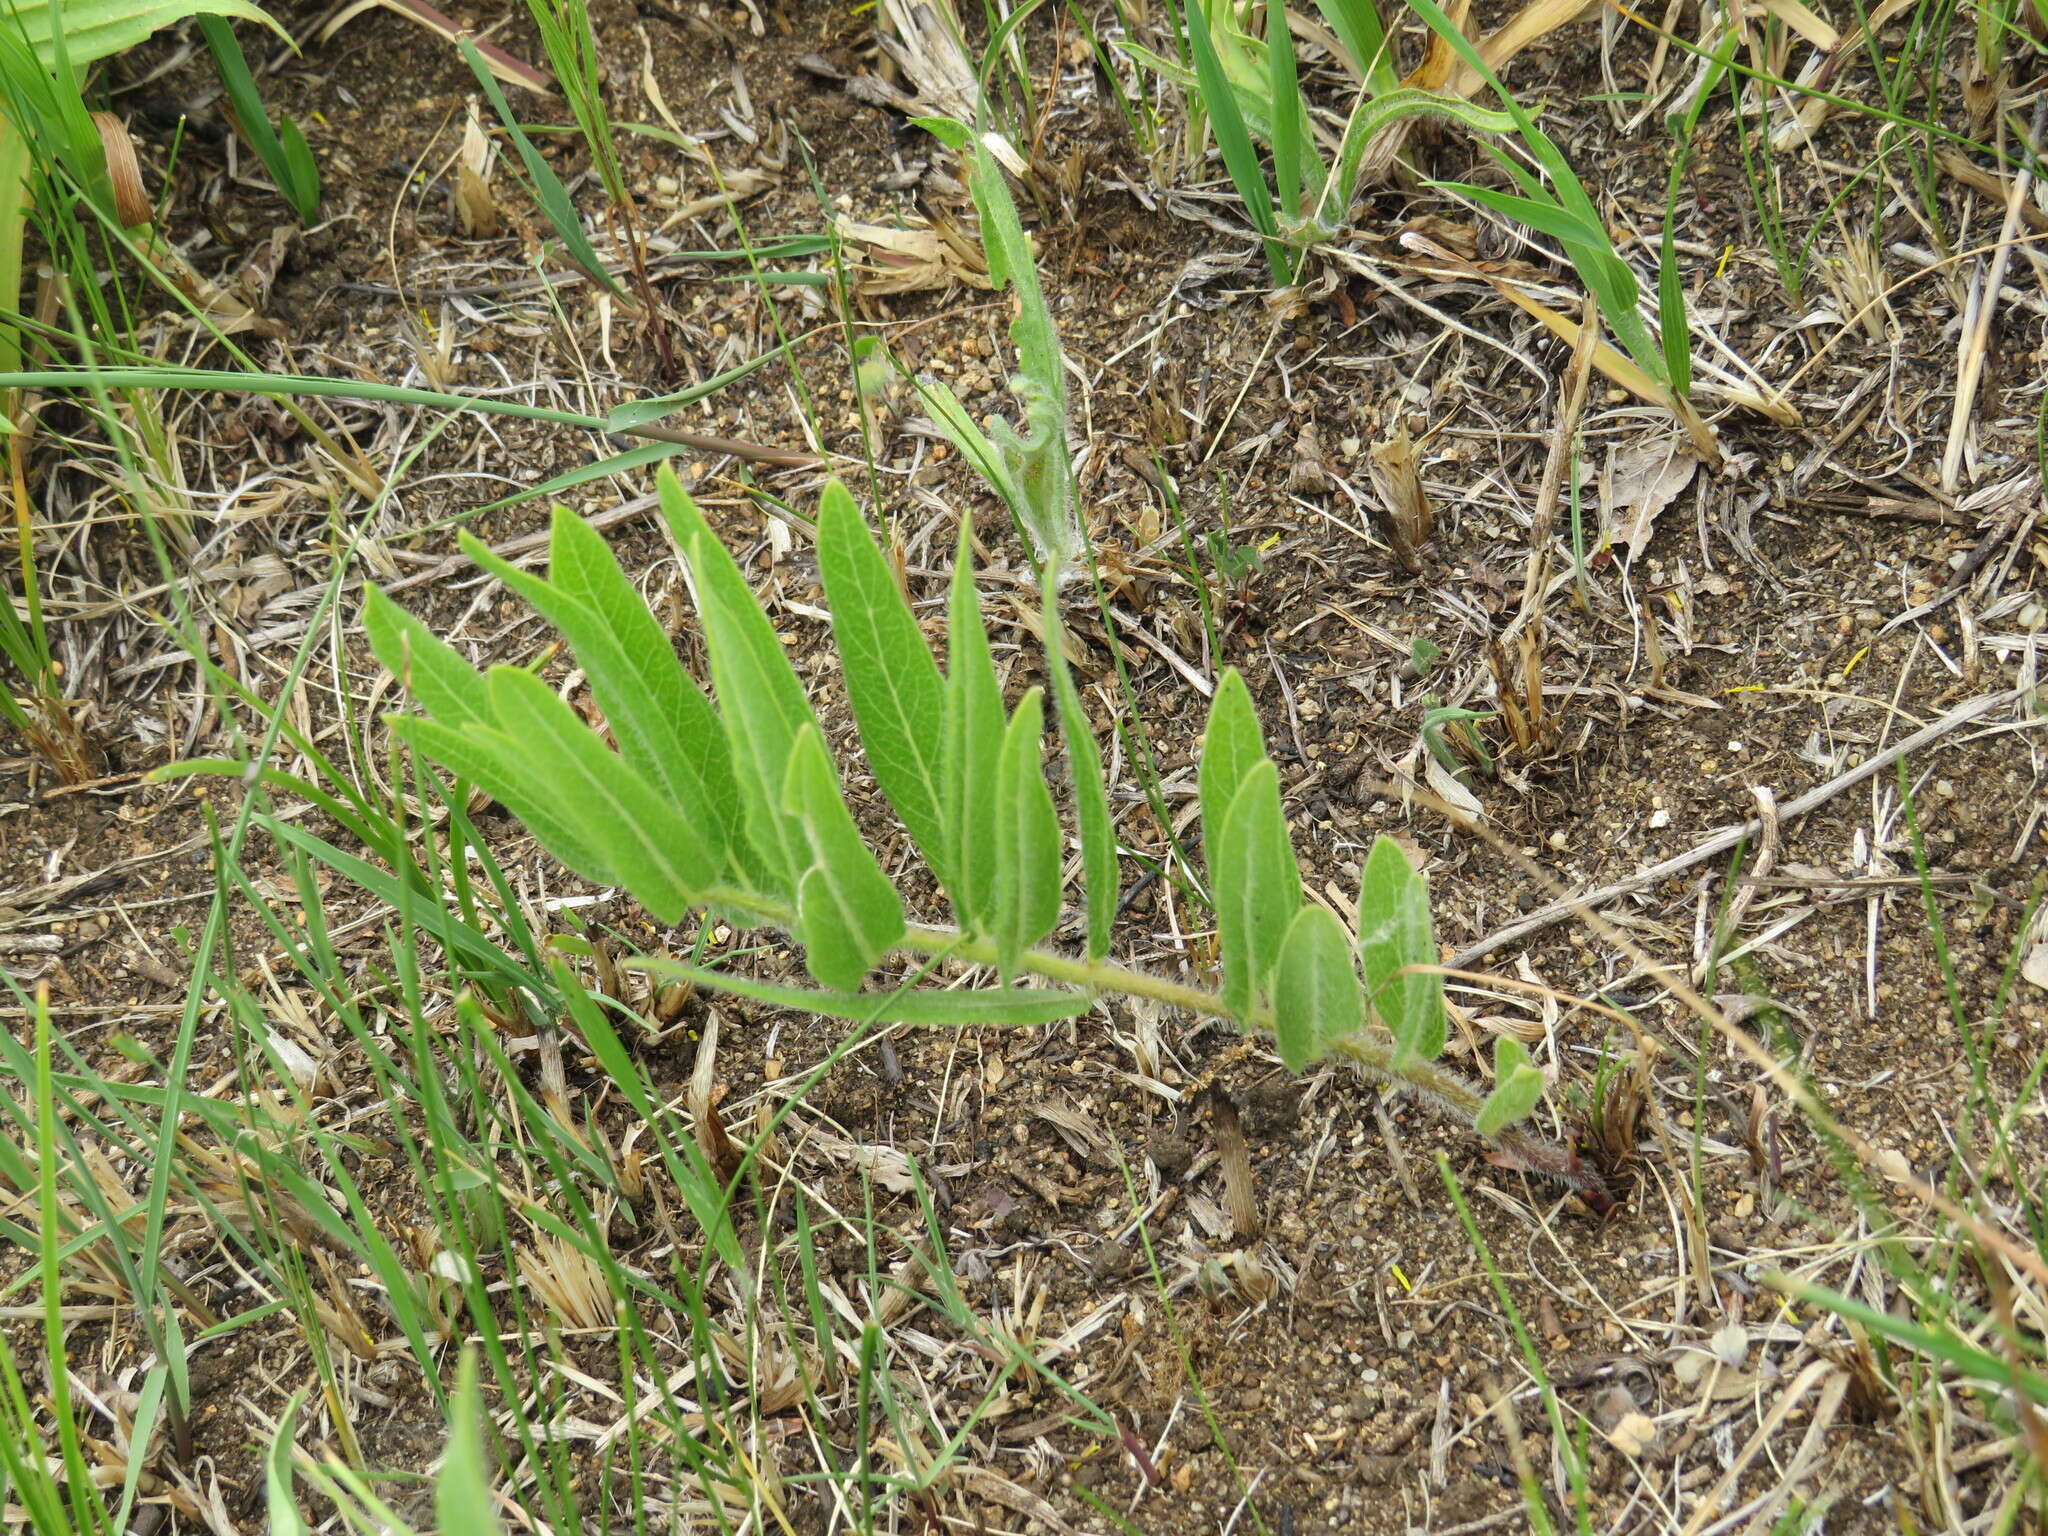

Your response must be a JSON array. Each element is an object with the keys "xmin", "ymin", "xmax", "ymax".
[{"xmin": 3, "ymin": 0, "xmax": 2047, "ymax": 1530}]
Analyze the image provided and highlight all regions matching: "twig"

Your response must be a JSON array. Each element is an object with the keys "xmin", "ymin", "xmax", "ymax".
[
  {"xmin": 1448, "ymin": 690, "xmax": 2019, "ymax": 968},
  {"xmin": 1940, "ymin": 97, "xmax": 2045, "ymax": 493}
]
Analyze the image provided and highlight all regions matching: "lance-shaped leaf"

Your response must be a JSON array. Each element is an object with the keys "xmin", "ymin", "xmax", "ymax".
[
  {"xmin": 660, "ymin": 467, "xmax": 813, "ymax": 895},
  {"xmin": 1474, "ymin": 1036, "xmax": 1547, "ymax": 1138},
  {"xmin": 992, "ymin": 688, "xmax": 1062, "ymax": 981},
  {"xmin": 942, "ymin": 524, "xmax": 1005, "ymax": 933},
  {"xmin": 1358, "ymin": 834, "xmax": 1445, "ymax": 1067},
  {"xmin": 816, "ymin": 483, "xmax": 950, "ymax": 896},
  {"xmin": 363, "ymin": 586, "xmax": 491, "ymax": 730},
  {"xmin": 481, "ymin": 666, "xmax": 718, "ymax": 922},
  {"xmin": 1199, "ymin": 669, "xmax": 1265, "ymax": 890},
  {"xmin": 387, "ymin": 714, "xmax": 623, "ymax": 896},
  {"xmin": 1214, "ymin": 759, "xmax": 1301, "ymax": 1020},
  {"xmin": 1271, "ymin": 903, "xmax": 1364, "ymax": 1072},
  {"xmin": 782, "ymin": 725, "xmax": 905, "ymax": 991},
  {"xmin": 1044, "ymin": 584, "xmax": 1115, "ymax": 959},
  {"xmin": 459, "ymin": 511, "xmax": 746, "ymax": 884}
]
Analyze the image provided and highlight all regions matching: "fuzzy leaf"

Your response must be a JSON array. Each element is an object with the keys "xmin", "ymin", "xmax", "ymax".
[
  {"xmin": 660, "ymin": 467, "xmax": 813, "ymax": 894},
  {"xmin": 992, "ymin": 688, "xmax": 1062, "ymax": 981},
  {"xmin": 783, "ymin": 725, "xmax": 905, "ymax": 990},
  {"xmin": 387, "ymin": 715, "xmax": 623, "ymax": 895},
  {"xmin": 481, "ymin": 667, "xmax": 717, "ymax": 922},
  {"xmin": 1214, "ymin": 759, "xmax": 1301, "ymax": 1020},
  {"xmin": 1474, "ymin": 1035, "xmax": 1547, "ymax": 1137},
  {"xmin": 942, "ymin": 524, "xmax": 1006, "ymax": 932},
  {"xmin": 1199, "ymin": 669, "xmax": 1266, "ymax": 891},
  {"xmin": 363, "ymin": 586, "xmax": 491, "ymax": 730},
  {"xmin": 459, "ymin": 513, "xmax": 745, "ymax": 883},
  {"xmin": 1044, "ymin": 585, "xmax": 1116, "ymax": 959},
  {"xmin": 817, "ymin": 483, "xmax": 951, "ymax": 896},
  {"xmin": 1357, "ymin": 834, "xmax": 1444, "ymax": 1066},
  {"xmin": 1271, "ymin": 903, "xmax": 1364, "ymax": 1072}
]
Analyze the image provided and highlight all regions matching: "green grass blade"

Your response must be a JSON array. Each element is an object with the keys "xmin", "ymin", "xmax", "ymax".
[{"xmin": 1182, "ymin": 0, "xmax": 1287, "ymax": 280}]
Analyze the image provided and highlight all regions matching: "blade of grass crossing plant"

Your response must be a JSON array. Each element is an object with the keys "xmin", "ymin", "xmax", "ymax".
[
  {"xmin": 1044, "ymin": 586, "xmax": 1116, "ymax": 959},
  {"xmin": 1272, "ymin": 903, "xmax": 1364, "ymax": 1071},
  {"xmin": 483, "ymin": 666, "xmax": 718, "ymax": 920},
  {"xmin": 817, "ymin": 483, "xmax": 951, "ymax": 893},
  {"xmin": 943, "ymin": 525, "xmax": 1005, "ymax": 933},
  {"xmin": 1215, "ymin": 760, "xmax": 1300, "ymax": 1020},
  {"xmin": 783, "ymin": 724, "xmax": 906, "ymax": 990},
  {"xmin": 438, "ymin": 1348, "xmax": 508, "ymax": 1536},
  {"xmin": 633, "ymin": 960, "xmax": 1094, "ymax": 1026},
  {"xmin": 457, "ymin": 39, "xmax": 622, "ymax": 296},
  {"xmin": 554, "ymin": 963, "xmax": 745, "ymax": 1270},
  {"xmin": 993, "ymin": 688, "xmax": 1063, "ymax": 981},
  {"xmin": 1182, "ymin": 0, "xmax": 1285, "ymax": 281},
  {"xmin": 1474, "ymin": 1036, "xmax": 1546, "ymax": 1137},
  {"xmin": 661, "ymin": 468, "xmax": 815, "ymax": 893},
  {"xmin": 385, "ymin": 716, "xmax": 628, "ymax": 899},
  {"xmin": 459, "ymin": 516, "xmax": 746, "ymax": 883},
  {"xmin": 1358, "ymin": 834, "xmax": 1444, "ymax": 1067}
]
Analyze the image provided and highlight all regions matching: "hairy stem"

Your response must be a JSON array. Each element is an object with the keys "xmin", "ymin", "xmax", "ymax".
[{"xmin": 692, "ymin": 888, "xmax": 1608, "ymax": 1209}]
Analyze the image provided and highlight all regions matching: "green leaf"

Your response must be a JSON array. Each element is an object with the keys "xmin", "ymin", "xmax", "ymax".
[
  {"xmin": 480, "ymin": 665, "xmax": 718, "ymax": 922},
  {"xmin": 1213, "ymin": 760, "xmax": 1302, "ymax": 1019},
  {"xmin": 457, "ymin": 39, "xmax": 623, "ymax": 296},
  {"xmin": 262, "ymin": 1393, "xmax": 310, "ymax": 1536},
  {"xmin": 782, "ymin": 725, "xmax": 905, "ymax": 991},
  {"xmin": 634, "ymin": 959, "xmax": 1093, "ymax": 1027},
  {"xmin": 992, "ymin": 688, "xmax": 1063, "ymax": 981},
  {"xmin": 1043, "ymin": 585, "xmax": 1116, "ymax": 960},
  {"xmin": 460, "ymin": 511, "xmax": 750, "ymax": 885},
  {"xmin": 387, "ymin": 715, "xmax": 625, "ymax": 894},
  {"xmin": 1357, "ymin": 834, "xmax": 1444, "ymax": 1066},
  {"xmin": 1184, "ymin": 0, "xmax": 1287, "ymax": 281},
  {"xmin": 660, "ymin": 466, "xmax": 814, "ymax": 894},
  {"xmin": 942, "ymin": 523, "xmax": 1006, "ymax": 932},
  {"xmin": 6, "ymin": 0, "xmax": 285, "ymax": 70},
  {"xmin": 1473, "ymin": 1036, "xmax": 1547, "ymax": 1137},
  {"xmin": 1199, "ymin": 668, "xmax": 1265, "ymax": 890},
  {"xmin": 817, "ymin": 483, "xmax": 951, "ymax": 895},
  {"xmin": 437, "ymin": 1349, "xmax": 507, "ymax": 1536},
  {"xmin": 363, "ymin": 586, "xmax": 491, "ymax": 730},
  {"xmin": 1314, "ymin": 0, "xmax": 1398, "ymax": 93},
  {"xmin": 1271, "ymin": 903, "xmax": 1364, "ymax": 1072}
]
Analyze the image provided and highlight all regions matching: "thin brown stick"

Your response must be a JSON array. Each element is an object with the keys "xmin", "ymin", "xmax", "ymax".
[{"xmin": 1448, "ymin": 688, "xmax": 2017, "ymax": 969}]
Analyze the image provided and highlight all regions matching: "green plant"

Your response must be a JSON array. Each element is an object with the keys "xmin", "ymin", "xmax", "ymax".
[
  {"xmin": 1158, "ymin": 0, "xmax": 1517, "ymax": 283},
  {"xmin": 195, "ymin": 15, "xmax": 318, "ymax": 221},
  {"xmin": 359, "ymin": 468, "xmax": 1600, "ymax": 1202}
]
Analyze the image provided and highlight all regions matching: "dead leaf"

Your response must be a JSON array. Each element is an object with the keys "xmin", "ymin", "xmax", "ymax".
[{"xmin": 1604, "ymin": 441, "xmax": 1700, "ymax": 560}]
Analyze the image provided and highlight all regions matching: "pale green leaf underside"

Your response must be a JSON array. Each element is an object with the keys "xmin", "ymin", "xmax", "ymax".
[{"xmin": 1358, "ymin": 834, "xmax": 1444, "ymax": 1066}]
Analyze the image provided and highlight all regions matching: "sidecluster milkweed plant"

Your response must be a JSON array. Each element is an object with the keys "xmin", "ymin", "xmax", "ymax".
[{"xmin": 364, "ymin": 465, "xmax": 1613, "ymax": 1212}]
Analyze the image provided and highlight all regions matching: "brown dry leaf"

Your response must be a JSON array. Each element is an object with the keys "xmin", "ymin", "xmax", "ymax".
[
  {"xmin": 1450, "ymin": 0, "xmax": 1600, "ymax": 99},
  {"xmin": 2020, "ymin": 899, "xmax": 2048, "ymax": 992},
  {"xmin": 92, "ymin": 113, "xmax": 150, "ymax": 227},
  {"xmin": 1604, "ymin": 440, "xmax": 1701, "ymax": 560},
  {"xmin": 873, "ymin": 0, "xmax": 1027, "ymax": 174},
  {"xmin": 835, "ymin": 214, "xmax": 990, "ymax": 296},
  {"xmin": 1366, "ymin": 420, "xmax": 1433, "ymax": 571},
  {"xmin": 453, "ymin": 100, "xmax": 500, "ymax": 239}
]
